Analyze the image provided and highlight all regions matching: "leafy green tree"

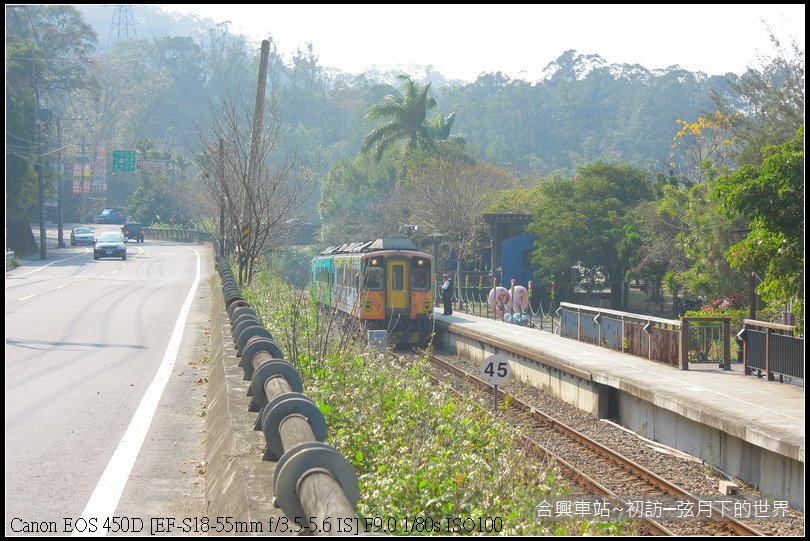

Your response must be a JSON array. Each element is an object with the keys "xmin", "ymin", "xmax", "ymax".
[
  {"xmin": 200, "ymin": 24, "xmax": 255, "ymax": 101},
  {"xmin": 147, "ymin": 36, "xmax": 207, "ymax": 149},
  {"xmin": 5, "ymin": 38, "xmax": 39, "ymax": 254},
  {"xmin": 658, "ymin": 181, "xmax": 747, "ymax": 311},
  {"xmin": 714, "ymin": 37, "xmax": 804, "ymax": 164},
  {"xmin": 714, "ymin": 127, "xmax": 804, "ymax": 329},
  {"xmin": 127, "ymin": 174, "xmax": 182, "ymax": 225},
  {"xmin": 626, "ymin": 201, "xmax": 682, "ymax": 312},
  {"xmin": 485, "ymin": 184, "xmax": 546, "ymax": 215},
  {"xmin": 6, "ymin": 5, "xmax": 96, "ymax": 94},
  {"xmin": 5, "ymin": 5, "xmax": 97, "ymax": 253},
  {"xmin": 528, "ymin": 163, "xmax": 653, "ymax": 309},
  {"xmin": 317, "ymin": 156, "xmax": 400, "ymax": 243}
]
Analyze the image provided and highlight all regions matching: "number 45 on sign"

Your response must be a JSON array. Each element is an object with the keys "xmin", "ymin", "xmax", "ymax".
[
  {"xmin": 479, "ymin": 355, "xmax": 512, "ymax": 412},
  {"xmin": 480, "ymin": 355, "xmax": 512, "ymax": 385}
]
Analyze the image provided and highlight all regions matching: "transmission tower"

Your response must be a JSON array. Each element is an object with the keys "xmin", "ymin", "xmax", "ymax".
[{"xmin": 107, "ymin": 5, "xmax": 137, "ymax": 45}]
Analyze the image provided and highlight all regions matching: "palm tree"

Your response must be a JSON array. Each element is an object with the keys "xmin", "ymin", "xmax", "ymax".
[
  {"xmin": 361, "ymin": 75, "xmax": 439, "ymax": 161},
  {"xmin": 423, "ymin": 110, "xmax": 466, "ymax": 155}
]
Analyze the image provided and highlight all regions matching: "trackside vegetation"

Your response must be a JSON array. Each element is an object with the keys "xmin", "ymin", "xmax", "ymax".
[{"xmin": 242, "ymin": 269, "xmax": 634, "ymax": 535}]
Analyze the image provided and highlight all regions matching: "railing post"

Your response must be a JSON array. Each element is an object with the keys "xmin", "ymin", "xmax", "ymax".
[
  {"xmin": 596, "ymin": 311, "xmax": 602, "ymax": 346},
  {"xmin": 742, "ymin": 324, "xmax": 750, "ymax": 375},
  {"xmin": 721, "ymin": 319, "xmax": 731, "ymax": 371},
  {"xmin": 679, "ymin": 318, "xmax": 690, "ymax": 370},
  {"xmin": 621, "ymin": 315, "xmax": 626, "ymax": 354},
  {"xmin": 551, "ymin": 304, "xmax": 556, "ymax": 335},
  {"xmin": 765, "ymin": 327, "xmax": 774, "ymax": 381}
]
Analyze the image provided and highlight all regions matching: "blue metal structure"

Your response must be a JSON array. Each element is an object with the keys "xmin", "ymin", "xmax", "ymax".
[{"xmin": 500, "ymin": 233, "xmax": 538, "ymax": 287}]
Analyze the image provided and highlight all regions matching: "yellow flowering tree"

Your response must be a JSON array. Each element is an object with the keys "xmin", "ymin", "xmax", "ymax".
[{"xmin": 670, "ymin": 111, "xmax": 738, "ymax": 184}]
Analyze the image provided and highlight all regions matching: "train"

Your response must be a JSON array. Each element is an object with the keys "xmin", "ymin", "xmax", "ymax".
[{"xmin": 311, "ymin": 238, "xmax": 434, "ymax": 346}]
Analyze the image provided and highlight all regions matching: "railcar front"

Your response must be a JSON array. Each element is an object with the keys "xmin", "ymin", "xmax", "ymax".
[{"xmin": 312, "ymin": 239, "xmax": 434, "ymax": 346}]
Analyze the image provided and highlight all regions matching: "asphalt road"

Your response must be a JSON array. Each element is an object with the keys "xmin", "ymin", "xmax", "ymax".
[{"xmin": 5, "ymin": 227, "xmax": 212, "ymax": 536}]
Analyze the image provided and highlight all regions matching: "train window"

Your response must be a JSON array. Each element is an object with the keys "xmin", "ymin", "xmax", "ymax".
[
  {"xmin": 410, "ymin": 258, "xmax": 430, "ymax": 290},
  {"xmin": 392, "ymin": 265, "xmax": 404, "ymax": 291},
  {"xmin": 365, "ymin": 268, "xmax": 384, "ymax": 290}
]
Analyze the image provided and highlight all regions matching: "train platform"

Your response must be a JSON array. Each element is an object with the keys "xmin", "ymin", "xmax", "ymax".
[{"xmin": 432, "ymin": 309, "xmax": 804, "ymax": 508}]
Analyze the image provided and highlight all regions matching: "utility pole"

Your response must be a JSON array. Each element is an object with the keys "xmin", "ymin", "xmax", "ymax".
[
  {"xmin": 81, "ymin": 134, "xmax": 87, "ymax": 223},
  {"xmin": 34, "ymin": 62, "xmax": 47, "ymax": 260},
  {"xmin": 56, "ymin": 116, "xmax": 65, "ymax": 247},
  {"xmin": 240, "ymin": 39, "xmax": 270, "ymax": 285},
  {"xmin": 219, "ymin": 137, "xmax": 225, "ymax": 258},
  {"xmin": 748, "ymin": 272, "xmax": 757, "ymax": 320}
]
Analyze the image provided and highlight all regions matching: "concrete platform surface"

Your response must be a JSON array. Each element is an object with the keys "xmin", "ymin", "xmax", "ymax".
[{"xmin": 434, "ymin": 309, "xmax": 804, "ymax": 463}]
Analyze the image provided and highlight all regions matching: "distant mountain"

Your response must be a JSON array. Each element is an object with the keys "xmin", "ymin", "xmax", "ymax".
[
  {"xmin": 69, "ymin": 5, "xmax": 740, "ymax": 178},
  {"xmin": 76, "ymin": 5, "xmax": 225, "ymax": 49},
  {"xmin": 75, "ymin": 5, "xmax": 464, "ymax": 89},
  {"xmin": 356, "ymin": 64, "xmax": 465, "ymax": 88},
  {"xmin": 540, "ymin": 49, "xmax": 717, "ymax": 84}
]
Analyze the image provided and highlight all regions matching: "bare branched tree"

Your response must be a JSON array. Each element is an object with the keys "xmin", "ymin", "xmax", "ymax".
[
  {"xmin": 405, "ymin": 157, "xmax": 514, "ymax": 278},
  {"xmin": 197, "ymin": 91, "xmax": 316, "ymax": 284}
]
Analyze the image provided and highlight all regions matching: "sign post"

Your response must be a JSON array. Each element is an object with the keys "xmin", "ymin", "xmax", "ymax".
[{"xmin": 479, "ymin": 354, "xmax": 512, "ymax": 412}]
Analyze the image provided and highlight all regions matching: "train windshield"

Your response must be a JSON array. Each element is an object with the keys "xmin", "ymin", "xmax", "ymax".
[
  {"xmin": 364, "ymin": 265, "xmax": 384, "ymax": 290},
  {"xmin": 410, "ymin": 258, "xmax": 431, "ymax": 291}
]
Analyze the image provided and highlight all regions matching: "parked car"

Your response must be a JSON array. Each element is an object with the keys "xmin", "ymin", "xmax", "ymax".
[
  {"xmin": 97, "ymin": 208, "xmax": 126, "ymax": 224},
  {"xmin": 93, "ymin": 232, "xmax": 127, "ymax": 260},
  {"xmin": 121, "ymin": 222, "xmax": 144, "ymax": 243},
  {"xmin": 70, "ymin": 226, "xmax": 95, "ymax": 246}
]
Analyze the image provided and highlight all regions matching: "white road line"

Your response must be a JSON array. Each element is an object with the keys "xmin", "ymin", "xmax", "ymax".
[
  {"xmin": 6, "ymin": 249, "xmax": 90, "ymax": 280},
  {"xmin": 111, "ymin": 271, "xmax": 118, "ymax": 275},
  {"xmin": 56, "ymin": 285, "xmax": 68, "ymax": 290},
  {"xmin": 17, "ymin": 294, "xmax": 36, "ymax": 301},
  {"xmin": 75, "ymin": 247, "xmax": 201, "ymax": 535}
]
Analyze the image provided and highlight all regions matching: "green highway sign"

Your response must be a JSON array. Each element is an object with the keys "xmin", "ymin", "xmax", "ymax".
[{"xmin": 112, "ymin": 150, "xmax": 136, "ymax": 172}]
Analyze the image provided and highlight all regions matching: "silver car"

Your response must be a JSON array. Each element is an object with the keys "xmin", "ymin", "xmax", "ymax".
[{"xmin": 70, "ymin": 227, "xmax": 95, "ymax": 246}]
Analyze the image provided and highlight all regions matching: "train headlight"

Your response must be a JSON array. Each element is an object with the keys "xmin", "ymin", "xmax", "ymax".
[{"xmin": 417, "ymin": 259, "xmax": 424, "ymax": 266}]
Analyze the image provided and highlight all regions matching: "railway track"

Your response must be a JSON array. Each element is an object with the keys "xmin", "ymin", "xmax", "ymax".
[{"xmin": 421, "ymin": 352, "xmax": 765, "ymax": 536}]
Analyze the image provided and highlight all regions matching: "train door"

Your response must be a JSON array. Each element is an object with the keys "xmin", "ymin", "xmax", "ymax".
[{"xmin": 386, "ymin": 258, "xmax": 409, "ymax": 313}]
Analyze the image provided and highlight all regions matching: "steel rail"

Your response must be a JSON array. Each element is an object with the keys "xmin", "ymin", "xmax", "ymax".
[{"xmin": 427, "ymin": 353, "xmax": 763, "ymax": 537}]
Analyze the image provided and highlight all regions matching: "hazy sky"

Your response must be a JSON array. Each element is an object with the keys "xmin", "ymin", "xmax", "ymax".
[{"xmin": 160, "ymin": 4, "xmax": 804, "ymax": 81}]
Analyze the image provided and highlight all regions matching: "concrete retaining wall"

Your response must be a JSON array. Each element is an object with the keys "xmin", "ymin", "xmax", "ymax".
[
  {"xmin": 205, "ymin": 273, "xmax": 284, "ymax": 527},
  {"xmin": 618, "ymin": 392, "xmax": 804, "ymax": 508},
  {"xmin": 439, "ymin": 329, "xmax": 604, "ymax": 417}
]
